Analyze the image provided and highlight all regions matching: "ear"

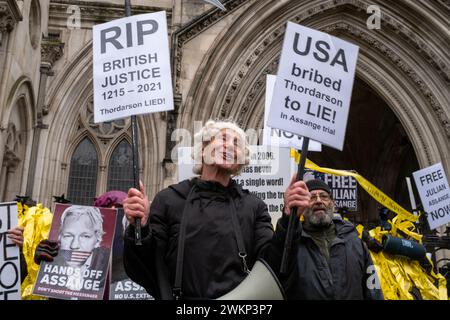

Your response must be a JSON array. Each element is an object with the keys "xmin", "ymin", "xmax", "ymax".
[
  {"xmin": 95, "ymin": 233, "xmax": 102, "ymax": 247},
  {"xmin": 331, "ymin": 199, "xmax": 337, "ymax": 211}
]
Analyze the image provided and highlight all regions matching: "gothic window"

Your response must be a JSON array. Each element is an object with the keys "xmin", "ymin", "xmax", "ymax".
[
  {"xmin": 67, "ymin": 138, "xmax": 98, "ymax": 205},
  {"xmin": 107, "ymin": 139, "xmax": 133, "ymax": 192},
  {"xmin": 66, "ymin": 97, "xmax": 132, "ymax": 201}
]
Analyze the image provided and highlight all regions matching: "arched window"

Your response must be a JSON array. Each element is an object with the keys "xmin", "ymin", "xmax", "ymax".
[
  {"xmin": 107, "ymin": 139, "xmax": 133, "ymax": 192},
  {"xmin": 67, "ymin": 138, "xmax": 98, "ymax": 205}
]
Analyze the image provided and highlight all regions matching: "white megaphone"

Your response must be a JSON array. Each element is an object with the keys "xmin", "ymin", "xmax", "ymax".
[{"xmin": 217, "ymin": 259, "xmax": 286, "ymax": 300}]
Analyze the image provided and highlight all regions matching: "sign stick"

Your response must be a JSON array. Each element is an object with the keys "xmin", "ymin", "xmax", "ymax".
[
  {"xmin": 406, "ymin": 177, "xmax": 418, "ymax": 216},
  {"xmin": 280, "ymin": 137, "xmax": 309, "ymax": 274},
  {"xmin": 124, "ymin": 0, "xmax": 142, "ymax": 245}
]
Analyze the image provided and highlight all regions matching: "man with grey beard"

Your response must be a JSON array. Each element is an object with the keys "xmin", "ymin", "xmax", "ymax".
[{"xmin": 264, "ymin": 178, "xmax": 383, "ymax": 300}]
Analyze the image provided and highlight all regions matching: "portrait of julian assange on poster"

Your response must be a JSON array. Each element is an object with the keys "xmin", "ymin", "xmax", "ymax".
[{"xmin": 32, "ymin": 204, "xmax": 117, "ymax": 300}]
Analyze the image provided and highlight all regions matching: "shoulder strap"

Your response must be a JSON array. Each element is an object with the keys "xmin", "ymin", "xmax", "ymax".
[
  {"xmin": 229, "ymin": 197, "xmax": 250, "ymax": 275},
  {"xmin": 172, "ymin": 187, "xmax": 195, "ymax": 300}
]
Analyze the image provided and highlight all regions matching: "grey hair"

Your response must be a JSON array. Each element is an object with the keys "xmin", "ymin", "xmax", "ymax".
[
  {"xmin": 59, "ymin": 205, "xmax": 105, "ymax": 245},
  {"xmin": 192, "ymin": 119, "xmax": 250, "ymax": 176}
]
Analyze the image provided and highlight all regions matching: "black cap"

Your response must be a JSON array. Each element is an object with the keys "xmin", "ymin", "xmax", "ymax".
[
  {"xmin": 14, "ymin": 195, "xmax": 36, "ymax": 206},
  {"xmin": 305, "ymin": 179, "xmax": 331, "ymax": 194},
  {"xmin": 53, "ymin": 194, "xmax": 71, "ymax": 204}
]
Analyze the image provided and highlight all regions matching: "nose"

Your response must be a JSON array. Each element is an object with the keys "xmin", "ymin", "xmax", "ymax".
[
  {"xmin": 222, "ymin": 135, "xmax": 229, "ymax": 149},
  {"xmin": 70, "ymin": 236, "xmax": 80, "ymax": 250}
]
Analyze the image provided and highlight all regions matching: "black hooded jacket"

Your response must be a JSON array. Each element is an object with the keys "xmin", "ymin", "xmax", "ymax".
[
  {"xmin": 123, "ymin": 178, "xmax": 273, "ymax": 299},
  {"xmin": 264, "ymin": 214, "xmax": 384, "ymax": 300}
]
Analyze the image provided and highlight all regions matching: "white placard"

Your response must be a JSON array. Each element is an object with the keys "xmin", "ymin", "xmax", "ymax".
[
  {"xmin": 413, "ymin": 163, "xmax": 450, "ymax": 230},
  {"xmin": 263, "ymin": 75, "xmax": 322, "ymax": 151},
  {"xmin": 93, "ymin": 11, "xmax": 174, "ymax": 123},
  {"xmin": 177, "ymin": 146, "xmax": 292, "ymax": 225},
  {"xmin": 0, "ymin": 202, "xmax": 21, "ymax": 300},
  {"xmin": 267, "ymin": 22, "xmax": 359, "ymax": 151},
  {"xmin": 303, "ymin": 169, "xmax": 358, "ymax": 211}
]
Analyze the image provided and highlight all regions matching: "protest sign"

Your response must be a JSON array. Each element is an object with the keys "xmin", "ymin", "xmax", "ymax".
[
  {"xmin": 0, "ymin": 202, "xmax": 21, "ymax": 300},
  {"xmin": 33, "ymin": 204, "xmax": 116, "ymax": 300},
  {"xmin": 267, "ymin": 22, "xmax": 359, "ymax": 150},
  {"xmin": 110, "ymin": 208, "xmax": 152, "ymax": 300},
  {"xmin": 178, "ymin": 146, "xmax": 291, "ymax": 224},
  {"xmin": 413, "ymin": 163, "xmax": 450, "ymax": 230},
  {"xmin": 303, "ymin": 169, "xmax": 358, "ymax": 211},
  {"xmin": 93, "ymin": 11, "xmax": 173, "ymax": 122},
  {"xmin": 263, "ymin": 74, "xmax": 322, "ymax": 152}
]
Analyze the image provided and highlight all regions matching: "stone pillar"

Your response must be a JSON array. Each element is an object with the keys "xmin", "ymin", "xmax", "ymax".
[
  {"xmin": 25, "ymin": 35, "xmax": 64, "ymax": 197},
  {"xmin": 162, "ymin": 94, "xmax": 182, "ymax": 188}
]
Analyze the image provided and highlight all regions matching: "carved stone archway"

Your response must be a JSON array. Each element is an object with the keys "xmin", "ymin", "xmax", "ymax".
[
  {"xmin": 0, "ymin": 76, "xmax": 35, "ymax": 200},
  {"xmin": 178, "ymin": 0, "xmax": 450, "ymax": 174}
]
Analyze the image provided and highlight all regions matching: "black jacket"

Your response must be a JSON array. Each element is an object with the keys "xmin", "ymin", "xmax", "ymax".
[
  {"xmin": 123, "ymin": 178, "xmax": 273, "ymax": 299},
  {"xmin": 264, "ymin": 215, "xmax": 384, "ymax": 300}
]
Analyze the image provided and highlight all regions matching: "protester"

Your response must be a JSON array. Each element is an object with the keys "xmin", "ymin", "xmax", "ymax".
[
  {"xmin": 94, "ymin": 191, "xmax": 127, "ymax": 209},
  {"xmin": 94, "ymin": 191, "xmax": 131, "ymax": 287},
  {"xmin": 18, "ymin": 199, "xmax": 53, "ymax": 300},
  {"xmin": 122, "ymin": 119, "xmax": 296, "ymax": 299},
  {"xmin": 94, "ymin": 190, "xmax": 129, "ymax": 233},
  {"xmin": 265, "ymin": 178, "xmax": 384, "ymax": 300}
]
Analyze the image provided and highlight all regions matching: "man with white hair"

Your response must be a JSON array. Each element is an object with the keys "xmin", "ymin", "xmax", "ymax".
[{"xmin": 123, "ymin": 119, "xmax": 311, "ymax": 300}]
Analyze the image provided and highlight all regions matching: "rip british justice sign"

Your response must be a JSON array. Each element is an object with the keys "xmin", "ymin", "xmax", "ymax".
[{"xmin": 93, "ymin": 11, "xmax": 174, "ymax": 123}]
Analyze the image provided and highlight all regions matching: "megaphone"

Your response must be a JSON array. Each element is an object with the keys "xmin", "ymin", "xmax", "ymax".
[{"xmin": 217, "ymin": 259, "xmax": 286, "ymax": 300}]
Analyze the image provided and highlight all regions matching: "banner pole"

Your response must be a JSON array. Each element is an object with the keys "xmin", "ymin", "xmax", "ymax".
[
  {"xmin": 280, "ymin": 137, "xmax": 309, "ymax": 274},
  {"xmin": 124, "ymin": 0, "xmax": 142, "ymax": 245}
]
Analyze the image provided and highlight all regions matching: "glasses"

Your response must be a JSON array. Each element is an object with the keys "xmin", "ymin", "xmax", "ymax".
[{"xmin": 309, "ymin": 193, "xmax": 331, "ymax": 203}]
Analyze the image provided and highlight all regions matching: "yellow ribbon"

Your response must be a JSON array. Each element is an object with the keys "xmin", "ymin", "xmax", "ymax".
[
  {"xmin": 356, "ymin": 224, "xmax": 447, "ymax": 300},
  {"xmin": 290, "ymin": 149, "xmax": 418, "ymax": 223},
  {"xmin": 353, "ymin": 225, "xmax": 447, "ymax": 300},
  {"xmin": 292, "ymin": 149, "xmax": 447, "ymax": 300},
  {"xmin": 291, "ymin": 150, "xmax": 425, "ymax": 243}
]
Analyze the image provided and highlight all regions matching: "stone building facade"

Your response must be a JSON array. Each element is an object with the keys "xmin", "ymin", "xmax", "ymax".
[{"xmin": 0, "ymin": 0, "xmax": 449, "ymax": 262}]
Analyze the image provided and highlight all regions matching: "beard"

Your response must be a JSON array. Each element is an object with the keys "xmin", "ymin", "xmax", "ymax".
[{"xmin": 304, "ymin": 203, "xmax": 334, "ymax": 228}]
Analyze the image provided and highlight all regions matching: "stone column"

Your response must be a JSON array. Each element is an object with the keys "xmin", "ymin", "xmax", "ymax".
[
  {"xmin": 25, "ymin": 35, "xmax": 64, "ymax": 197},
  {"xmin": 162, "ymin": 94, "xmax": 181, "ymax": 188}
]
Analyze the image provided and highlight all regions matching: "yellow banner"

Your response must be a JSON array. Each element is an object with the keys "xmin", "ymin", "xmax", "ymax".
[{"xmin": 290, "ymin": 149, "xmax": 418, "ymax": 223}]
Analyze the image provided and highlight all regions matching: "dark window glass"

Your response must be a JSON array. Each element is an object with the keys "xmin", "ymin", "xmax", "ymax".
[
  {"xmin": 107, "ymin": 140, "xmax": 133, "ymax": 192},
  {"xmin": 67, "ymin": 138, "xmax": 98, "ymax": 205}
]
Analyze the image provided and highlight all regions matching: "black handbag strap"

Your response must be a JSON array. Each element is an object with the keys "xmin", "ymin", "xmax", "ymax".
[
  {"xmin": 173, "ymin": 187, "xmax": 195, "ymax": 300},
  {"xmin": 229, "ymin": 196, "xmax": 250, "ymax": 275}
]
